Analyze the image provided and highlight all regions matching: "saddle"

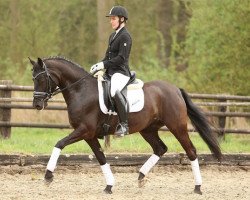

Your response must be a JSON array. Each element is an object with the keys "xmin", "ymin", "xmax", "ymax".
[
  {"xmin": 101, "ymin": 71, "xmax": 137, "ymax": 113},
  {"xmin": 94, "ymin": 70, "xmax": 144, "ymax": 139},
  {"xmin": 95, "ymin": 70, "xmax": 144, "ymax": 115}
]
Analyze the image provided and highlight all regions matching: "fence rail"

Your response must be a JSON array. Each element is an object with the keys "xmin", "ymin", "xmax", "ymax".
[
  {"xmin": 1, "ymin": 121, "xmax": 249, "ymax": 134},
  {"xmin": 189, "ymin": 93, "xmax": 250, "ymax": 101},
  {"xmin": 0, "ymin": 81, "xmax": 250, "ymax": 138},
  {"xmin": 0, "ymin": 103, "xmax": 249, "ymax": 117}
]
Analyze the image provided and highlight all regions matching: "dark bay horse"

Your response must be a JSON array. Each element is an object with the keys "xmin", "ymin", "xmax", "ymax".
[{"xmin": 29, "ymin": 56, "xmax": 222, "ymax": 195}]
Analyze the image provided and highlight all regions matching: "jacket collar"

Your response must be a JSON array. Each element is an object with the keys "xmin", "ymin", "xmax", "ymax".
[{"xmin": 110, "ymin": 27, "xmax": 126, "ymax": 44}]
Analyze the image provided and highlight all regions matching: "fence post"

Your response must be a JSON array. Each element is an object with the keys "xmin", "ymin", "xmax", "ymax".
[
  {"xmin": 0, "ymin": 80, "xmax": 12, "ymax": 138},
  {"xmin": 217, "ymin": 99, "xmax": 227, "ymax": 140}
]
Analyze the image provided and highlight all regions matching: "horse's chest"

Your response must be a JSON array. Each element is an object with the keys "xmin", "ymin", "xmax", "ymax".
[{"xmin": 67, "ymin": 107, "xmax": 83, "ymax": 125}]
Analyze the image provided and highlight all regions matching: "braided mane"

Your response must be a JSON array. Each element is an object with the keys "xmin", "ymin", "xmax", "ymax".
[{"xmin": 43, "ymin": 56, "xmax": 84, "ymax": 70}]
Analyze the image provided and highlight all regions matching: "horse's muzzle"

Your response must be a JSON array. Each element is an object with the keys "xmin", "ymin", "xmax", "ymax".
[{"xmin": 33, "ymin": 99, "xmax": 48, "ymax": 110}]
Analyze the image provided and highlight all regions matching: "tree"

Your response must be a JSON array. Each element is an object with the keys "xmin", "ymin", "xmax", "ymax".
[
  {"xmin": 183, "ymin": 0, "xmax": 250, "ymax": 95},
  {"xmin": 0, "ymin": 0, "xmax": 248, "ymax": 96},
  {"xmin": 57, "ymin": 0, "xmax": 97, "ymax": 67}
]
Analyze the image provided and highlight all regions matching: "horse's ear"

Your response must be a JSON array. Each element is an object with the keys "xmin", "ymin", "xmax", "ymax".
[
  {"xmin": 28, "ymin": 57, "xmax": 35, "ymax": 66},
  {"xmin": 37, "ymin": 57, "xmax": 44, "ymax": 68}
]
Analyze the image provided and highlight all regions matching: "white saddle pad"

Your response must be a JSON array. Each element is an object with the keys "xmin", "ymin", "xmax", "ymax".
[{"xmin": 96, "ymin": 72, "xmax": 144, "ymax": 115}]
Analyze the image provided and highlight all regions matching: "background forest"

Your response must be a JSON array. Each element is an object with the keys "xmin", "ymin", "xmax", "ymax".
[{"xmin": 0, "ymin": 0, "xmax": 249, "ymax": 95}]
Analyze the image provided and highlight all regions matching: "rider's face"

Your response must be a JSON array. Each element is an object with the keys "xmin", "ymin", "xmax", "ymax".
[{"xmin": 110, "ymin": 16, "xmax": 119, "ymax": 30}]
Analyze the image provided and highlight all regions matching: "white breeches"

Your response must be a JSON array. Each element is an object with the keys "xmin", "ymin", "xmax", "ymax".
[{"xmin": 110, "ymin": 73, "xmax": 130, "ymax": 97}]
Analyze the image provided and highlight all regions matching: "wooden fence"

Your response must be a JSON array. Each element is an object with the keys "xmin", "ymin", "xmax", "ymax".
[{"xmin": 0, "ymin": 80, "xmax": 250, "ymax": 139}]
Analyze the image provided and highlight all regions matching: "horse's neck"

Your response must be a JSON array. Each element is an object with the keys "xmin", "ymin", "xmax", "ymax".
[
  {"xmin": 47, "ymin": 60, "xmax": 86, "ymax": 87},
  {"xmin": 48, "ymin": 60, "xmax": 96, "ymax": 105},
  {"xmin": 61, "ymin": 76, "xmax": 97, "ymax": 109}
]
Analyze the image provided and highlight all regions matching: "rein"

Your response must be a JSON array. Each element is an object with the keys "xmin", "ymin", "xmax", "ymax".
[
  {"xmin": 53, "ymin": 74, "xmax": 90, "ymax": 95},
  {"xmin": 33, "ymin": 61, "xmax": 90, "ymax": 101}
]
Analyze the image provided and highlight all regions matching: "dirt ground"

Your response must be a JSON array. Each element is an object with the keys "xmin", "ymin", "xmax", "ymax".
[{"xmin": 0, "ymin": 165, "xmax": 249, "ymax": 200}]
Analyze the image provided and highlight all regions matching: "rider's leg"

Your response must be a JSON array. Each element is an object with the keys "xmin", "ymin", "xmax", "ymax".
[
  {"xmin": 110, "ymin": 73, "xmax": 130, "ymax": 97},
  {"xmin": 113, "ymin": 90, "xmax": 129, "ymax": 136},
  {"xmin": 110, "ymin": 73, "xmax": 130, "ymax": 136}
]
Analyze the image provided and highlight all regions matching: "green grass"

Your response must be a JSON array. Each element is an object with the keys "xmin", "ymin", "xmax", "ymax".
[{"xmin": 0, "ymin": 128, "xmax": 250, "ymax": 155}]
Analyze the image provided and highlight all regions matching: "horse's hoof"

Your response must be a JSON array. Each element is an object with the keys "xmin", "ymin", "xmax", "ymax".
[
  {"xmin": 44, "ymin": 177, "xmax": 53, "ymax": 186},
  {"xmin": 138, "ymin": 177, "xmax": 149, "ymax": 188},
  {"xmin": 138, "ymin": 172, "xmax": 145, "ymax": 181},
  {"xmin": 44, "ymin": 170, "xmax": 53, "ymax": 186},
  {"xmin": 194, "ymin": 185, "xmax": 202, "ymax": 195},
  {"xmin": 103, "ymin": 185, "xmax": 112, "ymax": 194}
]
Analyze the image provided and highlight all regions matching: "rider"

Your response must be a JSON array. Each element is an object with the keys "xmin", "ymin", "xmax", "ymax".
[{"xmin": 90, "ymin": 6, "xmax": 132, "ymax": 136}]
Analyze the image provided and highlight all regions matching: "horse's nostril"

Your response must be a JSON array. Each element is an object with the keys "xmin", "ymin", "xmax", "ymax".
[{"xmin": 35, "ymin": 105, "xmax": 41, "ymax": 109}]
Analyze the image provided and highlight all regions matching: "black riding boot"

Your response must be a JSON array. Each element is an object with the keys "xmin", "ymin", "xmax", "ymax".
[{"xmin": 113, "ymin": 91, "xmax": 129, "ymax": 136}]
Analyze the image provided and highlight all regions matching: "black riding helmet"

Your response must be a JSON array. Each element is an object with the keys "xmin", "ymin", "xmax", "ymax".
[
  {"xmin": 106, "ymin": 6, "xmax": 128, "ymax": 30},
  {"xmin": 106, "ymin": 5, "xmax": 128, "ymax": 20}
]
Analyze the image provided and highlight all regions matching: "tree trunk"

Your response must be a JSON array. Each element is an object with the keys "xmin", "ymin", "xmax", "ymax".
[
  {"xmin": 97, "ymin": 0, "xmax": 114, "ymax": 60},
  {"xmin": 157, "ymin": 0, "xmax": 174, "ymax": 67},
  {"xmin": 157, "ymin": 0, "xmax": 190, "ymax": 69},
  {"xmin": 10, "ymin": 0, "xmax": 20, "ymax": 65}
]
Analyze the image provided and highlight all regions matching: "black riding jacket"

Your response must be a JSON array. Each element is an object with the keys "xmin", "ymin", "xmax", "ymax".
[{"xmin": 102, "ymin": 27, "xmax": 132, "ymax": 77}]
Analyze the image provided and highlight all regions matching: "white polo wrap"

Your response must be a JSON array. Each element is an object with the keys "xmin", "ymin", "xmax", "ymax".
[
  {"xmin": 191, "ymin": 158, "xmax": 202, "ymax": 185},
  {"xmin": 101, "ymin": 163, "xmax": 115, "ymax": 186},
  {"xmin": 46, "ymin": 147, "xmax": 61, "ymax": 172},
  {"xmin": 139, "ymin": 154, "xmax": 160, "ymax": 175}
]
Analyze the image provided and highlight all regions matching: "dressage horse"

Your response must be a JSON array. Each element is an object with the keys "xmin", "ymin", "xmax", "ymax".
[{"xmin": 29, "ymin": 56, "xmax": 222, "ymax": 195}]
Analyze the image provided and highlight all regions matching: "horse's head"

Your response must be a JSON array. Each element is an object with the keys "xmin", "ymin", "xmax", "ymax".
[{"xmin": 29, "ymin": 57, "xmax": 57, "ymax": 110}]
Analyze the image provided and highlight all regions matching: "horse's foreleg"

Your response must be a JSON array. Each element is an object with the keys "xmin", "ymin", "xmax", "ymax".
[
  {"xmin": 138, "ymin": 130, "xmax": 168, "ymax": 187},
  {"xmin": 44, "ymin": 147, "xmax": 61, "ymax": 183},
  {"xmin": 85, "ymin": 138, "xmax": 115, "ymax": 194},
  {"xmin": 101, "ymin": 163, "xmax": 115, "ymax": 194},
  {"xmin": 44, "ymin": 128, "xmax": 85, "ymax": 184}
]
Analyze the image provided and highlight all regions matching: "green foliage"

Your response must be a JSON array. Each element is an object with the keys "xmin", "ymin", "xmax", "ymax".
[
  {"xmin": 57, "ymin": 0, "xmax": 97, "ymax": 66},
  {"xmin": 0, "ymin": 0, "xmax": 248, "ymax": 95},
  {"xmin": 0, "ymin": 0, "xmax": 97, "ymax": 84},
  {"xmin": 183, "ymin": 0, "xmax": 250, "ymax": 95},
  {"xmin": 116, "ymin": 0, "xmax": 161, "ymax": 78}
]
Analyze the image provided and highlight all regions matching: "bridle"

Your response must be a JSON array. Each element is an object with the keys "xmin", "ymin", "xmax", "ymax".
[
  {"xmin": 32, "ymin": 61, "xmax": 58, "ymax": 103},
  {"xmin": 32, "ymin": 60, "xmax": 90, "ymax": 103}
]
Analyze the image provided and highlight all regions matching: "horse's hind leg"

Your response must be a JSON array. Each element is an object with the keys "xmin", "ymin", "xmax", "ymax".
[
  {"xmin": 138, "ymin": 129, "xmax": 168, "ymax": 187},
  {"xmin": 170, "ymin": 125, "xmax": 202, "ymax": 195}
]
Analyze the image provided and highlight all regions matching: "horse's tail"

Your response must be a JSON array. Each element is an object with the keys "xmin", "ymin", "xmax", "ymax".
[{"xmin": 179, "ymin": 88, "xmax": 222, "ymax": 160}]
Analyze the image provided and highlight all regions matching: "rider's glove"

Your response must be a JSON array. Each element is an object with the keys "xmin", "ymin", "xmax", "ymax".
[{"xmin": 90, "ymin": 62, "xmax": 104, "ymax": 74}]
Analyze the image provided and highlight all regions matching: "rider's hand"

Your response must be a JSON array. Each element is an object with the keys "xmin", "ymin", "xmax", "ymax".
[{"xmin": 90, "ymin": 62, "xmax": 104, "ymax": 74}]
